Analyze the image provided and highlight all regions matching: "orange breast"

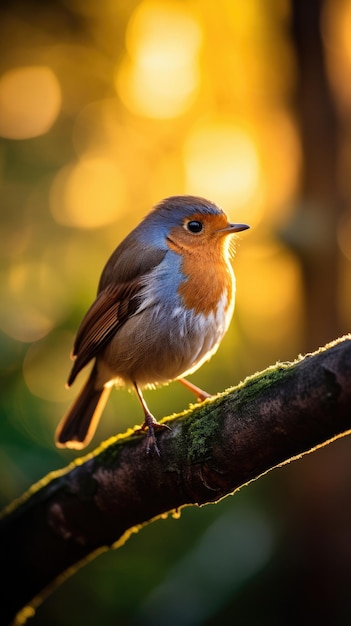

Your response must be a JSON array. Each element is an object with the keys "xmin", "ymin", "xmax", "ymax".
[{"xmin": 175, "ymin": 240, "xmax": 234, "ymax": 317}]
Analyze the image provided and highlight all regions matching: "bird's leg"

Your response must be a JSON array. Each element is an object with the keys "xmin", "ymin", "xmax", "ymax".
[
  {"xmin": 178, "ymin": 377, "xmax": 211, "ymax": 402},
  {"xmin": 133, "ymin": 382, "xmax": 171, "ymax": 455}
]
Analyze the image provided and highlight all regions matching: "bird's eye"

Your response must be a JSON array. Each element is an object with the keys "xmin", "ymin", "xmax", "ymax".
[{"xmin": 185, "ymin": 220, "xmax": 203, "ymax": 234}]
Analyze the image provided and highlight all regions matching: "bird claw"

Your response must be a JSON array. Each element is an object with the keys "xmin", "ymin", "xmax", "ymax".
[{"xmin": 135, "ymin": 416, "xmax": 172, "ymax": 455}]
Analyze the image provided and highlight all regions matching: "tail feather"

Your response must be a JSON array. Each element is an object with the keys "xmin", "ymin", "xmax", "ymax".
[{"xmin": 55, "ymin": 369, "xmax": 111, "ymax": 449}]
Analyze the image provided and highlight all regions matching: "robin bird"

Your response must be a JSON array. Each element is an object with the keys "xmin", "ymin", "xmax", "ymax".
[{"xmin": 55, "ymin": 195, "xmax": 249, "ymax": 454}]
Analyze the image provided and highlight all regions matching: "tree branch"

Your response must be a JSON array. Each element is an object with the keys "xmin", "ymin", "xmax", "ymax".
[{"xmin": 2, "ymin": 335, "xmax": 351, "ymax": 625}]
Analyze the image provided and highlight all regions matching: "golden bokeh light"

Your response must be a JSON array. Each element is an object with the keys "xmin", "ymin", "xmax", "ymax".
[
  {"xmin": 336, "ymin": 0, "xmax": 351, "ymax": 66},
  {"xmin": 0, "ymin": 262, "xmax": 69, "ymax": 343},
  {"xmin": 183, "ymin": 121, "xmax": 261, "ymax": 221},
  {"xmin": 115, "ymin": 0, "xmax": 202, "ymax": 118},
  {"xmin": 50, "ymin": 156, "xmax": 128, "ymax": 229},
  {"xmin": 322, "ymin": 0, "xmax": 351, "ymax": 109},
  {"xmin": 256, "ymin": 112, "xmax": 301, "ymax": 219},
  {"xmin": 0, "ymin": 66, "xmax": 62, "ymax": 140},
  {"xmin": 237, "ymin": 241, "xmax": 304, "ymax": 350}
]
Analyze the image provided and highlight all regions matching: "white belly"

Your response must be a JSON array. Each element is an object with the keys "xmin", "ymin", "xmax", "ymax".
[{"xmin": 99, "ymin": 288, "xmax": 234, "ymax": 388}]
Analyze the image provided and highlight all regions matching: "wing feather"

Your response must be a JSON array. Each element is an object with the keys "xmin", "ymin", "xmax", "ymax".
[
  {"xmin": 67, "ymin": 282, "xmax": 141, "ymax": 385},
  {"xmin": 67, "ymin": 246, "xmax": 167, "ymax": 386}
]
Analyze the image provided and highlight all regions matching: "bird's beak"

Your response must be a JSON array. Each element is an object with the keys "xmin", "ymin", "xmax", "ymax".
[{"xmin": 218, "ymin": 222, "xmax": 250, "ymax": 234}]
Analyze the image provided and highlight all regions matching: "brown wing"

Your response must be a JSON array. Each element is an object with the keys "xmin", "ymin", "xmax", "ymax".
[
  {"xmin": 67, "ymin": 242, "xmax": 167, "ymax": 386},
  {"xmin": 67, "ymin": 280, "xmax": 142, "ymax": 386}
]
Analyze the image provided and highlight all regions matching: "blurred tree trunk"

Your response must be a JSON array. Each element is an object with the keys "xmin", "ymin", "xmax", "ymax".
[
  {"xmin": 267, "ymin": 3, "xmax": 351, "ymax": 625},
  {"xmin": 289, "ymin": 0, "xmax": 342, "ymax": 350}
]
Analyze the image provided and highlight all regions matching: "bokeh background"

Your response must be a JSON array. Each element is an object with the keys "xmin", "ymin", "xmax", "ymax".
[{"xmin": 1, "ymin": 0, "xmax": 351, "ymax": 624}]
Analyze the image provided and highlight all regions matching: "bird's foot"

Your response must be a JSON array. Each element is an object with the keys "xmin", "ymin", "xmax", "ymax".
[{"xmin": 135, "ymin": 414, "xmax": 172, "ymax": 456}]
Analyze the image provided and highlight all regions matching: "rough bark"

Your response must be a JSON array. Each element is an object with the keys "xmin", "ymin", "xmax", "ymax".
[{"xmin": 2, "ymin": 336, "xmax": 351, "ymax": 625}]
